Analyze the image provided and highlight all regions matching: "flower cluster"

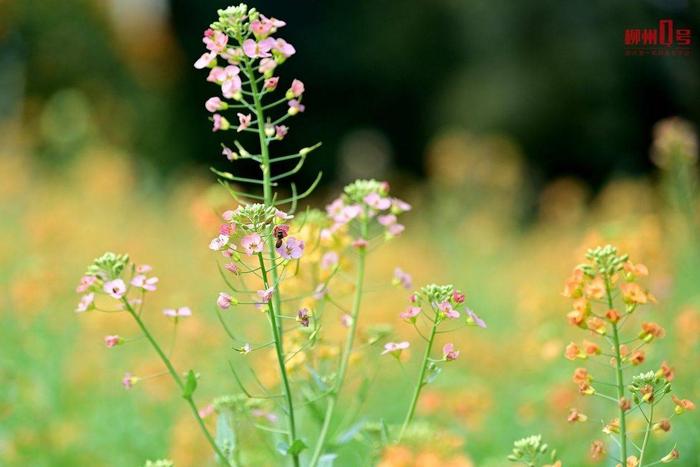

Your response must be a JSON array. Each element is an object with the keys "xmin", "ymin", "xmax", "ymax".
[
  {"xmin": 325, "ymin": 179, "xmax": 411, "ymax": 242},
  {"xmin": 507, "ymin": 434, "xmax": 561, "ymax": 467},
  {"xmin": 561, "ymin": 245, "xmax": 692, "ymax": 465},
  {"xmin": 194, "ymin": 3, "xmax": 305, "ymax": 135}
]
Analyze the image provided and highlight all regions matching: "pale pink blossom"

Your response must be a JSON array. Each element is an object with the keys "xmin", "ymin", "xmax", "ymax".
[
  {"xmin": 220, "ymin": 223, "xmax": 235, "ymax": 236},
  {"xmin": 222, "ymin": 210, "xmax": 235, "ymax": 221},
  {"xmin": 76, "ymin": 275, "xmax": 96, "ymax": 293},
  {"xmin": 352, "ymin": 238, "xmax": 368, "ymax": 249},
  {"xmin": 104, "ymin": 279, "xmax": 126, "ymax": 299},
  {"xmin": 257, "ymin": 287, "xmax": 274, "ymax": 305},
  {"xmin": 105, "ymin": 335, "xmax": 121, "ymax": 348},
  {"xmin": 297, "ymin": 308, "xmax": 310, "ymax": 327},
  {"xmin": 217, "ymin": 292, "xmax": 233, "ymax": 310},
  {"xmin": 341, "ymin": 313, "xmax": 353, "ymax": 327},
  {"xmin": 364, "ymin": 192, "xmax": 391, "ymax": 210},
  {"xmin": 443, "ymin": 343, "xmax": 460, "ymax": 361},
  {"xmin": 250, "ymin": 19, "xmax": 273, "ymax": 38},
  {"xmin": 386, "ymin": 223, "xmax": 405, "ymax": 236},
  {"xmin": 466, "ymin": 308, "xmax": 487, "ymax": 328},
  {"xmin": 240, "ymin": 233, "xmax": 263, "ymax": 256},
  {"xmin": 122, "ymin": 372, "xmax": 138, "ymax": 389},
  {"xmin": 224, "ymin": 262, "xmax": 239, "ymax": 274},
  {"xmin": 221, "ymin": 47, "xmax": 243, "ymax": 64},
  {"xmin": 321, "ymin": 251, "xmax": 339, "ymax": 270},
  {"xmin": 287, "ymin": 99, "xmax": 305, "ymax": 115},
  {"xmin": 288, "ymin": 79, "xmax": 304, "ymax": 98},
  {"xmin": 261, "ymin": 15, "xmax": 286, "ymax": 30},
  {"xmin": 131, "ymin": 274, "xmax": 159, "ymax": 292},
  {"xmin": 212, "ymin": 114, "xmax": 230, "ymax": 132},
  {"xmin": 222, "ymin": 75, "xmax": 242, "ymax": 98},
  {"xmin": 277, "ymin": 237, "xmax": 304, "ymax": 259},
  {"xmin": 194, "ymin": 51, "xmax": 216, "ymax": 69},
  {"xmin": 378, "ymin": 214, "xmax": 397, "ymax": 226},
  {"xmin": 237, "ymin": 113, "xmax": 252, "ymax": 132},
  {"xmin": 251, "ymin": 408, "xmax": 278, "ymax": 423},
  {"xmin": 198, "ymin": 404, "xmax": 215, "ymax": 419},
  {"xmin": 275, "ymin": 125, "xmax": 288, "ymax": 140},
  {"xmin": 258, "ymin": 58, "xmax": 277, "ymax": 74},
  {"xmin": 274, "ymin": 38, "xmax": 296, "ymax": 58},
  {"xmin": 76, "ymin": 292, "xmax": 95, "ymax": 312},
  {"xmin": 242, "ymin": 38, "xmax": 275, "ymax": 58},
  {"xmin": 203, "ymin": 28, "xmax": 228, "ymax": 53},
  {"xmin": 207, "ymin": 66, "xmax": 227, "ymax": 83},
  {"xmin": 438, "ymin": 301, "xmax": 460, "ymax": 319},
  {"xmin": 264, "ymin": 77, "xmax": 279, "ymax": 91},
  {"xmin": 275, "ymin": 209, "xmax": 293, "ymax": 220},
  {"xmin": 391, "ymin": 198, "xmax": 412, "ymax": 213},
  {"xmin": 400, "ymin": 306, "xmax": 422, "ymax": 321},
  {"xmin": 382, "ymin": 341, "xmax": 410, "ymax": 356},
  {"xmin": 163, "ymin": 307, "xmax": 192, "ymax": 318},
  {"xmin": 452, "ymin": 291, "xmax": 465, "ymax": 303},
  {"xmin": 209, "ymin": 234, "xmax": 229, "ymax": 251},
  {"xmin": 313, "ymin": 283, "xmax": 328, "ymax": 300},
  {"xmin": 222, "ymin": 145, "xmax": 237, "ymax": 161},
  {"xmin": 136, "ymin": 264, "xmax": 152, "ymax": 274},
  {"xmin": 393, "ymin": 267, "xmax": 412, "ymax": 289}
]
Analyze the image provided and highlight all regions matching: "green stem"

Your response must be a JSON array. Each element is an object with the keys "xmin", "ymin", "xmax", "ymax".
[
  {"xmin": 398, "ymin": 314, "xmax": 439, "ymax": 442},
  {"xmin": 604, "ymin": 276, "xmax": 628, "ymax": 462},
  {"xmin": 638, "ymin": 403, "xmax": 654, "ymax": 466},
  {"xmin": 122, "ymin": 300, "xmax": 231, "ymax": 466},
  {"xmin": 257, "ymin": 254, "xmax": 300, "ymax": 467},
  {"xmin": 308, "ymin": 219, "xmax": 368, "ymax": 467}
]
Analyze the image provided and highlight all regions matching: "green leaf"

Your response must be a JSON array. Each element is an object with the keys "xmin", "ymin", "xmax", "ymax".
[
  {"xmin": 182, "ymin": 370, "xmax": 197, "ymax": 399},
  {"xmin": 277, "ymin": 439, "xmax": 308, "ymax": 456}
]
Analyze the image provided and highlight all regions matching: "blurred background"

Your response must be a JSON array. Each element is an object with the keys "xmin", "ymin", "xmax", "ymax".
[{"xmin": 1, "ymin": 0, "xmax": 699, "ymax": 466}]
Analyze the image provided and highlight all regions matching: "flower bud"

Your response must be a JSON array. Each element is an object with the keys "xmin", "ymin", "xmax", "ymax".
[{"xmin": 264, "ymin": 123, "xmax": 275, "ymax": 137}]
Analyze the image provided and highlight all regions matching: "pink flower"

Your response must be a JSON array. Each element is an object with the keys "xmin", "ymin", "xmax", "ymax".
[
  {"xmin": 452, "ymin": 291, "xmax": 465, "ymax": 303},
  {"xmin": 222, "ymin": 75, "xmax": 242, "ymax": 99},
  {"xmin": 466, "ymin": 308, "xmax": 487, "ymax": 328},
  {"xmin": 194, "ymin": 51, "xmax": 216, "ymax": 69},
  {"xmin": 76, "ymin": 292, "xmax": 95, "ymax": 312},
  {"xmin": 136, "ymin": 264, "xmax": 152, "ymax": 274},
  {"xmin": 275, "ymin": 209, "xmax": 294, "ymax": 220},
  {"xmin": 341, "ymin": 313, "xmax": 353, "ymax": 327},
  {"xmin": 206, "ymin": 96, "xmax": 227, "ymax": 112},
  {"xmin": 222, "ymin": 210, "xmax": 235, "ymax": 221},
  {"xmin": 261, "ymin": 15, "xmax": 286, "ymax": 30},
  {"xmin": 103, "ymin": 279, "xmax": 126, "ymax": 299},
  {"xmin": 386, "ymin": 223, "xmax": 405, "ymax": 236},
  {"xmin": 264, "ymin": 77, "xmax": 279, "ymax": 91},
  {"xmin": 257, "ymin": 287, "xmax": 274, "ymax": 305},
  {"xmin": 221, "ymin": 47, "xmax": 243, "ymax": 64},
  {"xmin": 391, "ymin": 198, "xmax": 412, "ymax": 213},
  {"xmin": 217, "ymin": 292, "xmax": 233, "ymax": 310},
  {"xmin": 163, "ymin": 307, "xmax": 192, "ymax": 318},
  {"xmin": 273, "ymin": 38, "xmax": 296, "ymax": 58},
  {"xmin": 287, "ymin": 79, "xmax": 304, "ymax": 98},
  {"xmin": 122, "ymin": 372, "xmax": 138, "ymax": 389},
  {"xmin": 224, "ymin": 262, "xmax": 239, "ymax": 274},
  {"xmin": 321, "ymin": 251, "xmax": 339, "ymax": 270},
  {"xmin": 297, "ymin": 308, "xmax": 310, "ymax": 327},
  {"xmin": 222, "ymin": 145, "xmax": 236, "ymax": 161},
  {"xmin": 378, "ymin": 214, "xmax": 397, "ymax": 226},
  {"xmin": 364, "ymin": 192, "xmax": 391, "ymax": 210},
  {"xmin": 242, "ymin": 38, "xmax": 275, "ymax": 58},
  {"xmin": 277, "ymin": 237, "xmax": 304, "ymax": 259},
  {"xmin": 250, "ymin": 20, "xmax": 273, "ymax": 38},
  {"xmin": 209, "ymin": 234, "xmax": 229, "ymax": 251},
  {"xmin": 314, "ymin": 283, "xmax": 328, "ymax": 300},
  {"xmin": 105, "ymin": 335, "xmax": 121, "ymax": 348},
  {"xmin": 258, "ymin": 58, "xmax": 277, "ymax": 74},
  {"xmin": 275, "ymin": 125, "xmax": 288, "ymax": 140},
  {"xmin": 352, "ymin": 238, "xmax": 368, "ymax": 249},
  {"xmin": 240, "ymin": 233, "xmax": 263, "ymax": 256},
  {"xmin": 220, "ymin": 223, "xmax": 235, "ymax": 235},
  {"xmin": 76, "ymin": 275, "xmax": 96, "ymax": 293},
  {"xmin": 443, "ymin": 343, "xmax": 460, "ymax": 361},
  {"xmin": 437, "ymin": 301, "xmax": 460, "ymax": 319},
  {"xmin": 382, "ymin": 341, "xmax": 410, "ymax": 356},
  {"xmin": 393, "ymin": 267, "xmax": 412, "ymax": 289},
  {"xmin": 237, "ymin": 113, "xmax": 252, "ymax": 132},
  {"xmin": 400, "ymin": 306, "xmax": 422, "ymax": 321},
  {"xmin": 287, "ymin": 99, "xmax": 305, "ymax": 115},
  {"xmin": 207, "ymin": 66, "xmax": 226, "ymax": 83},
  {"xmin": 131, "ymin": 274, "xmax": 159, "ymax": 292},
  {"xmin": 198, "ymin": 404, "xmax": 215, "ymax": 419},
  {"xmin": 203, "ymin": 28, "xmax": 228, "ymax": 53},
  {"xmin": 212, "ymin": 114, "xmax": 230, "ymax": 132}
]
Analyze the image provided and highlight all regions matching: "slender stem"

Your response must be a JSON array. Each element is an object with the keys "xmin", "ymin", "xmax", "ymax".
[
  {"xmin": 605, "ymin": 275, "xmax": 628, "ymax": 462},
  {"xmin": 308, "ymin": 219, "xmax": 368, "ymax": 467},
  {"xmin": 638, "ymin": 403, "xmax": 654, "ymax": 466},
  {"xmin": 398, "ymin": 315, "xmax": 439, "ymax": 442},
  {"xmin": 122, "ymin": 300, "xmax": 231, "ymax": 466},
  {"xmin": 257, "ymin": 254, "xmax": 300, "ymax": 467}
]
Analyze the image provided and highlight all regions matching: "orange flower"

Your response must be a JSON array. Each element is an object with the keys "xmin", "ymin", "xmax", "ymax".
[
  {"xmin": 603, "ymin": 418, "xmax": 620, "ymax": 434},
  {"xmin": 658, "ymin": 361, "xmax": 674, "ymax": 381},
  {"xmin": 618, "ymin": 397, "xmax": 631, "ymax": 411},
  {"xmin": 628, "ymin": 350, "xmax": 645, "ymax": 366},
  {"xmin": 582, "ymin": 339, "xmax": 601, "ymax": 356},
  {"xmin": 672, "ymin": 395, "xmax": 695, "ymax": 414},
  {"xmin": 640, "ymin": 384, "xmax": 655, "ymax": 403},
  {"xmin": 660, "ymin": 448, "xmax": 679, "ymax": 463},
  {"xmin": 620, "ymin": 282, "xmax": 649, "ymax": 305},
  {"xmin": 590, "ymin": 440, "xmax": 606, "ymax": 461},
  {"xmin": 586, "ymin": 317, "xmax": 607, "ymax": 335},
  {"xmin": 606, "ymin": 308, "xmax": 621, "ymax": 323},
  {"xmin": 623, "ymin": 261, "xmax": 648, "ymax": 277},
  {"xmin": 584, "ymin": 277, "xmax": 605, "ymax": 300},
  {"xmin": 567, "ymin": 407, "xmax": 588, "ymax": 423},
  {"xmin": 565, "ymin": 342, "xmax": 583, "ymax": 360},
  {"xmin": 572, "ymin": 367, "xmax": 591, "ymax": 385},
  {"xmin": 567, "ymin": 309, "xmax": 586, "ymax": 327},
  {"xmin": 653, "ymin": 419, "xmax": 671, "ymax": 433},
  {"xmin": 640, "ymin": 322, "xmax": 665, "ymax": 341},
  {"xmin": 563, "ymin": 268, "xmax": 585, "ymax": 298},
  {"xmin": 578, "ymin": 382, "xmax": 595, "ymax": 395}
]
